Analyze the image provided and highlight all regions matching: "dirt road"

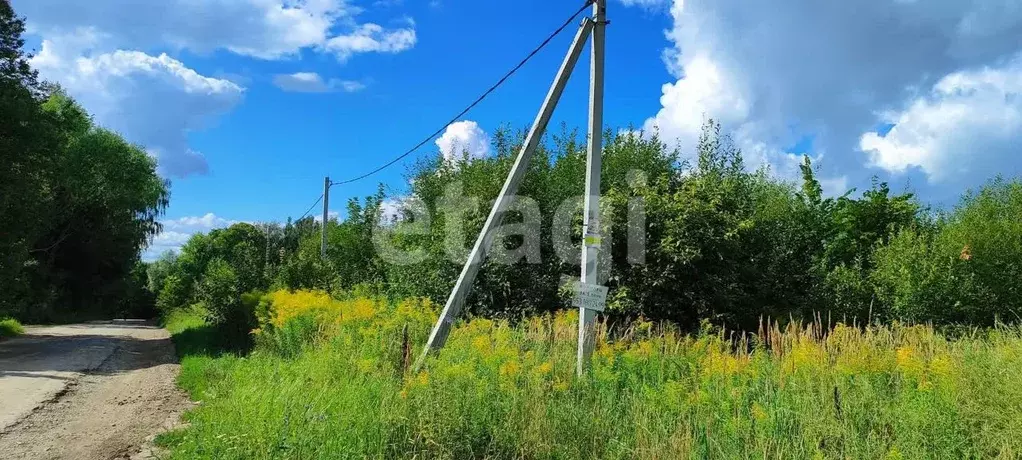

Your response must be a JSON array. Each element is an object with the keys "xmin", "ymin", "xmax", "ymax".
[{"xmin": 0, "ymin": 320, "xmax": 191, "ymax": 459}]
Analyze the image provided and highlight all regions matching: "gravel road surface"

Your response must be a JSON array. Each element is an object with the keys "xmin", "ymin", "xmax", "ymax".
[{"xmin": 0, "ymin": 320, "xmax": 191, "ymax": 459}]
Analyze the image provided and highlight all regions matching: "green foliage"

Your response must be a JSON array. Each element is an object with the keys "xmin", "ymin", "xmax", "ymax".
[
  {"xmin": 360, "ymin": 122, "xmax": 930, "ymax": 331},
  {"xmin": 157, "ymin": 274, "xmax": 190, "ymax": 314},
  {"xmin": 276, "ymin": 228, "xmax": 334, "ymax": 291},
  {"xmin": 0, "ymin": 4, "xmax": 55, "ymax": 312},
  {"xmin": 9, "ymin": 93, "xmax": 169, "ymax": 322},
  {"xmin": 151, "ymin": 222, "xmax": 273, "ymax": 315},
  {"xmin": 209, "ymin": 224, "xmax": 267, "ymax": 294},
  {"xmin": 161, "ymin": 297, "xmax": 1022, "ymax": 459},
  {"xmin": 873, "ymin": 178, "xmax": 1022, "ymax": 325},
  {"xmin": 383, "ymin": 125, "xmax": 679, "ymax": 320},
  {"xmin": 871, "ymin": 228, "xmax": 957, "ymax": 323},
  {"xmin": 197, "ymin": 259, "xmax": 241, "ymax": 324},
  {"xmin": 260, "ymin": 312, "xmax": 320, "ymax": 358},
  {"xmin": 823, "ymin": 179, "xmax": 920, "ymax": 272},
  {"xmin": 327, "ymin": 186, "xmax": 388, "ymax": 288},
  {"xmin": 621, "ymin": 124, "xmax": 814, "ymax": 329},
  {"xmin": 0, "ymin": 6, "xmax": 168, "ymax": 322},
  {"xmin": 194, "ymin": 258, "xmax": 258, "ymax": 349},
  {"xmin": 0, "ymin": 317, "xmax": 24, "ymax": 338},
  {"xmin": 148, "ymin": 252, "xmax": 178, "ymax": 296},
  {"xmin": 791, "ymin": 155, "xmax": 923, "ymax": 321},
  {"xmin": 153, "ymin": 119, "xmax": 1019, "ymax": 333}
]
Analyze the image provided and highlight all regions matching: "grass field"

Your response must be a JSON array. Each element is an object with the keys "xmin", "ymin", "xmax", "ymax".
[{"xmin": 160, "ymin": 291, "xmax": 1022, "ymax": 459}]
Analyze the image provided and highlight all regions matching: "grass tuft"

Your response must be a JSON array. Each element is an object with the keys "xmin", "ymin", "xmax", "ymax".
[{"xmin": 0, "ymin": 317, "xmax": 25, "ymax": 339}]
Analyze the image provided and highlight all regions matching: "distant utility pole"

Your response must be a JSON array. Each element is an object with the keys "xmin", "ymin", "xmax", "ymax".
[
  {"xmin": 322, "ymin": 176, "xmax": 330, "ymax": 259},
  {"xmin": 264, "ymin": 223, "xmax": 271, "ymax": 278},
  {"xmin": 417, "ymin": 0, "xmax": 608, "ymax": 375}
]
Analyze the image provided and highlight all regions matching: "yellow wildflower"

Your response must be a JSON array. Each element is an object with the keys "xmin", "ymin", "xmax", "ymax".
[
  {"xmin": 499, "ymin": 360, "xmax": 522, "ymax": 378},
  {"xmin": 785, "ymin": 341, "xmax": 825, "ymax": 373},
  {"xmin": 471, "ymin": 336, "xmax": 490, "ymax": 354},
  {"xmin": 413, "ymin": 370, "xmax": 429, "ymax": 387},
  {"xmin": 929, "ymin": 355, "xmax": 954, "ymax": 380},
  {"xmin": 896, "ymin": 346, "xmax": 924, "ymax": 380},
  {"xmin": 701, "ymin": 349, "xmax": 747, "ymax": 378}
]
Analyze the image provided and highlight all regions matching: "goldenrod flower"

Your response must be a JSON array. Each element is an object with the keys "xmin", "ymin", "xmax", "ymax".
[{"xmin": 499, "ymin": 360, "xmax": 521, "ymax": 378}]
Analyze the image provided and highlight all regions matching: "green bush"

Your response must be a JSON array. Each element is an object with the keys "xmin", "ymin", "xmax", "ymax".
[
  {"xmin": 0, "ymin": 317, "xmax": 25, "ymax": 338},
  {"xmin": 196, "ymin": 258, "xmax": 240, "ymax": 325},
  {"xmin": 871, "ymin": 228, "xmax": 955, "ymax": 322},
  {"xmin": 259, "ymin": 312, "xmax": 320, "ymax": 358},
  {"xmin": 195, "ymin": 259, "xmax": 257, "ymax": 349},
  {"xmin": 872, "ymin": 178, "xmax": 1022, "ymax": 325},
  {"xmin": 157, "ymin": 274, "xmax": 189, "ymax": 314},
  {"xmin": 821, "ymin": 263, "xmax": 877, "ymax": 322},
  {"xmin": 622, "ymin": 135, "xmax": 813, "ymax": 329}
]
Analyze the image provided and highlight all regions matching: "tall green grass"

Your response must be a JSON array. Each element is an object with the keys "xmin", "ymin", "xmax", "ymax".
[
  {"xmin": 0, "ymin": 317, "xmax": 24, "ymax": 339},
  {"xmin": 161, "ymin": 292, "xmax": 1022, "ymax": 459}
]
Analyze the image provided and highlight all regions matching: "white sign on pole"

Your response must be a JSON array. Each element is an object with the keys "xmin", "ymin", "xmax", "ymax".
[{"xmin": 572, "ymin": 282, "xmax": 609, "ymax": 312}]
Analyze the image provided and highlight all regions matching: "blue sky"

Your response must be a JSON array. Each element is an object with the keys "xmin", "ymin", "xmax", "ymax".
[
  {"xmin": 12, "ymin": 0, "xmax": 1022, "ymax": 257},
  {"xmin": 170, "ymin": 1, "xmax": 672, "ymax": 220}
]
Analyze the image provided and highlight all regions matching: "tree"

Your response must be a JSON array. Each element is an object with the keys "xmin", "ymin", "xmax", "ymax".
[
  {"xmin": 157, "ymin": 274, "xmax": 189, "ymax": 314},
  {"xmin": 208, "ymin": 223, "xmax": 267, "ymax": 294},
  {"xmin": 616, "ymin": 122, "xmax": 815, "ymax": 330},
  {"xmin": 17, "ymin": 93, "xmax": 170, "ymax": 320},
  {"xmin": 0, "ymin": 9, "xmax": 170, "ymax": 320},
  {"xmin": 324, "ymin": 187, "xmax": 388, "ymax": 290},
  {"xmin": 0, "ymin": 2, "xmax": 58, "ymax": 316},
  {"xmin": 147, "ymin": 251, "xmax": 179, "ymax": 295},
  {"xmin": 810, "ymin": 178, "xmax": 921, "ymax": 320},
  {"xmin": 873, "ymin": 178, "xmax": 1022, "ymax": 324},
  {"xmin": 197, "ymin": 258, "xmax": 241, "ymax": 324}
]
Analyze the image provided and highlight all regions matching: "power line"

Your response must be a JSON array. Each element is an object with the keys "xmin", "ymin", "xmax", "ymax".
[
  {"xmin": 330, "ymin": 0, "xmax": 595, "ymax": 188},
  {"xmin": 298, "ymin": 1, "xmax": 592, "ymax": 225},
  {"xmin": 296, "ymin": 194, "xmax": 324, "ymax": 221}
]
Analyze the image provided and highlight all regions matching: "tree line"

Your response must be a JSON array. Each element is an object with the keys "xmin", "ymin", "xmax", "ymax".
[
  {"xmin": 1, "ymin": 4, "xmax": 168, "ymax": 322},
  {"xmin": 150, "ymin": 119, "xmax": 1022, "ymax": 335}
]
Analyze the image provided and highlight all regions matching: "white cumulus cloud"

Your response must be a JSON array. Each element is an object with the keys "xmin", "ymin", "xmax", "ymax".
[
  {"xmin": 17, "ymin": 0, "xmax": 417, "ymax": 178},
  {"xmin": 273, "ymin": 72, "xmax": 367, "ymax": 93},
  {"xmin": 634, "ymin": 0, "xmax": 1022, "ymax": 194},
  {"xmin": 15, "ymin": 0, "xmax": 416, "ymax": 61},
  {"xmin": 861, "ymin": 54, "xmax": 1022, "ymax": 184},
  {"xmin": 145, "ymin": 213, "xmax": 240, "ymax": 260},
  {"xmin": 436, "ymin": 121, "xmax": 490, "ymax": 163},
  {"xmin": 314, "ymin": 211, "xmax": 341, "ymax": 223},
  {"xmin": 323, "ymin": 23, "xmax": 417, "ymax": 61},
  {"xmin": 617, "ymin": 0, "xmax": 669, "ymax": 10},
  {"xmin": 31, "ymin": 33, "xmax": 244, "ymax": 177}
]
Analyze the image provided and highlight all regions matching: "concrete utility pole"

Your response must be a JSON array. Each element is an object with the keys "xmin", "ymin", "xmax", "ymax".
[
  {"xmin": 577, "ymin": 0, "xmax": 606, "ymax": 375},
  {"xmin": 322, "ymin": 176, "xmax": 330, "ymax": 259},
  {"xmin": 416, "ymin": 17, "xmax": 596, "ymax": 370}
]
